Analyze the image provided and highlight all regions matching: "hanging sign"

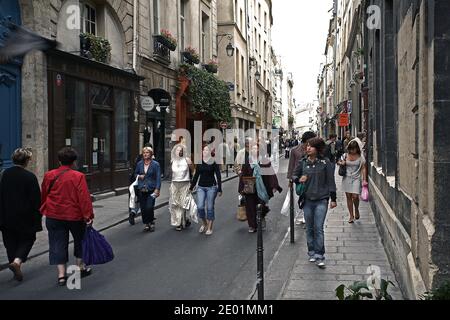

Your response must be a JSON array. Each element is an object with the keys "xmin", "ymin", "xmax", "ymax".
[
  {"xmin": 338, "ymin": 113, "xmax": 350, "ymax": 127},
  {"xmin": 141, "ymin": 96, "xmax": 155, "ymax": 112}
]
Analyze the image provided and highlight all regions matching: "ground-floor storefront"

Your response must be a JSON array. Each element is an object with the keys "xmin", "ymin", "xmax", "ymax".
[{"xmin": 47, "ymin": 50, "xmax": 142, "ymax": 194}]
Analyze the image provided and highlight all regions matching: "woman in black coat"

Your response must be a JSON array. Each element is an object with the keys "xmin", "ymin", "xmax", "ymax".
[{"xmin": 0, "ymin": 148, "xmax": 42, "ymax": 282}]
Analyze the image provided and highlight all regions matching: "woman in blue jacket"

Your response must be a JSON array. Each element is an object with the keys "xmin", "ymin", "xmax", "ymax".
[{"xmin": 134, "ymin": 147, "xmax": 161, "ymax": 232}]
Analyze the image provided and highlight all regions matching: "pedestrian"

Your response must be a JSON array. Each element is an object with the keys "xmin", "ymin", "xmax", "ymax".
[
  {"xmin": 239, "ymin": 141, "xmax": 282, "ymax": 233},
  {"xmin": 134, "ymin": 146, "xmax": 161, "ymax": 232},
  {"xmin": 40, "ymin": 147, "xmax": 94, "ymax": 286},
  {"xmin": 190, "ymin": 145, "xmax": 222, "ymax": 236},
  {"xmin": 292, "ymin": 137, "xmax": 337, "ymax": 268},
  {"xmin": 324, "ymin": 134, "xmax": 339, "ymax": 172},
  {"xmin": 337, "ymin": 140, "xmax": 367, "ymax": 223},
  {"xmin": 0, "ymin": 148, "xmax": 42, "ymax": 282},
  {"xmin": 343, "ymin": 131, "xmax": 353, "ymax": 152},
  {"xmin": 287, "ymin": 131, "xmax": 317, "ymax": 225},
  {"xmin": 169, "ymin": 144, "xmax": 194, "ymax": 231}
]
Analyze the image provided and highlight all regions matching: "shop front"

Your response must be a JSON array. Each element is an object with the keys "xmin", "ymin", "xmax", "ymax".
[{"xmin": 47, "ymin": 50, "xmax": 142, "ymax": 194}]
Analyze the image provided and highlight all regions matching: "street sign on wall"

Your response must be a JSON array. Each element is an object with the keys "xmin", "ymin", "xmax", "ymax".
[{"xmin": 338, "ymin": 113, "xmax": 350, "ymax": 127}]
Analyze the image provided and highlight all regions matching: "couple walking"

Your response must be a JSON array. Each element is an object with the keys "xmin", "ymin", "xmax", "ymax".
[
  {"xmin": 0, "ymin": 147, "xmax": 94, "ymax": 285},
  {"xmin": 169, "ymin": 144, "xmax": 222, "ymax": 236}
]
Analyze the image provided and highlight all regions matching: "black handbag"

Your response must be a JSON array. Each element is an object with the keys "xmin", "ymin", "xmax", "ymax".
[{"xmin": 338, "ymin": 154, "xmax": 347, "ymax": 177}]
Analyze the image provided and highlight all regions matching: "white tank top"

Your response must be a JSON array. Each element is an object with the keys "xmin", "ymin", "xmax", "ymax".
[{"xmin": 172, "ymin": 159, "xmax": 190, "ymax": 182}]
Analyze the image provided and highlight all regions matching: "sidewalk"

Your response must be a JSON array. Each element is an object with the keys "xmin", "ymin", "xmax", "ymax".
[
  {"xmin": 264, "ymin": 175, "xmax": 405, "ymax": 300},
  {"xmin": 0, "ymin": 170, "xmax": 238, "ymax": 271}
]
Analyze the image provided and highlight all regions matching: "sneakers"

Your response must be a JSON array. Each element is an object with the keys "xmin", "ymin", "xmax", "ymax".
[
  {"xmin": 199, "ymin": 225, "xmax": 207, "ymax": 233},
  {"xmin": 248, "ymin": 228, "xmax": 257, "ymax": 233},
  {"xmin": 144, "ymin": 223, "xmax": 156, "ymax": 232},
  {"xmin": 309, "ymin": 257, "xmax": 317, "ymax": 263},
  {"xmin": 317, "ymin": 260, "xmax": 326, "ymax": 268},
  {"xmin": 295, "ymin": 217, "xmax": 306, "ymax": 225},
  {"xmin": 205, "ymin": 229, "xmax": 213, "ymax": 236}
]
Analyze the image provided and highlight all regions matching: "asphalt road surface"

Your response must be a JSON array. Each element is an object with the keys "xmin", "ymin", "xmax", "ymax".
[{"xmin": 0, "ymin": 158, "xmax": 291, "ymax": 300}]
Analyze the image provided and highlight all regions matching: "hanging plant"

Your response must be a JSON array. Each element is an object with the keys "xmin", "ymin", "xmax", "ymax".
[
  {"xmin": 80, "ymin": 33, "xmax": 111, "ymax": 63},
  {"xmin": 179, "ymin": 63, "xmax": 231, "ymax": 122}
]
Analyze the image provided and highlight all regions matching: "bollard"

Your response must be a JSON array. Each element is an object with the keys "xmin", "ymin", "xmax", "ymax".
[
  {"xmin": 256, "ymin": 204, "xmax": 264, "ymax": 300},
  {"xmin": 289, "ymin": 183, "xmax": 295, "ymax": 244}
]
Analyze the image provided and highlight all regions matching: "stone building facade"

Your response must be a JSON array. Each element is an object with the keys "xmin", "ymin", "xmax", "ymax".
[{"xmin": 364, "ymin": 0, "xmax": 450, "ymax": 298}]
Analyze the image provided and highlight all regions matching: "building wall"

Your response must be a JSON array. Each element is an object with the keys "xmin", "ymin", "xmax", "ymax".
[{"xmin": 364, "ymin": 0, "xmax": 450, "ymax": 298}]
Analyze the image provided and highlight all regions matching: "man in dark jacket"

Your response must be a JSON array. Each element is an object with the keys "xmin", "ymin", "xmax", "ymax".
[{"xmin": 0, "ymin": 148, "xmax": 42, "ymax": 282}]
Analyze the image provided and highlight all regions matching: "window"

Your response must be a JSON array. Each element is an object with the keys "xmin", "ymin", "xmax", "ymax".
[
  {"xmin": 180, "ymin": 0, "xmax": 187, "ymax": 50},
  {"xmin": 258, "ymin": 3, "xmax": 261, "ymax": 23},
  {"xmin": 153, "ymin": 0, "xmax": 160, "ymax": 34},
  {"xmin": 254, "ymin": 28, "xmax": 258, "ymax": 52},
  {"xmin": 202, "ymin": 12, "xmax": 210, "ymax": 62},
  {"xmin": 259, "ymin": 34, "xmax": 261, "ymax": 55},
  {"xmin": 264, "ymin": 11, "xmax": 267, "ymax": 30},
  {"xmin": 114, "ymin": 89, "xmax": 130, "ymax": 169},
  {"xmin": 240, "ymin": 9, "xmax": 244, "ymax": 32},
  {"xmin": 264, "ymin": 40, "xmax": 266, "ymax": 60},
  {"xmin": 81, "ymin": 3, "xmax": 96, "ymax": 35},
  {"xmin": 241, "ymin": 55, "xmax": 245, "ymax": 93},
  {"xmin": 65, "ymin": 77, "xmax": 87, "ymax": 172},
  {"xmin": 236, "ymin": 48, "xmax": 240, "ymax": 91}
]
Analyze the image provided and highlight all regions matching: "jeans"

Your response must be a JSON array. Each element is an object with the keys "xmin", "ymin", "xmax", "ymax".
[
  {"xmin": 46, "ymin": 217, "xmax": 86, "ymax": 265},
  {"xmin": 138, "ymin": 192, "xmax": 156, "ymax": 225},
  {"xmin": 303, "ymin": 199, "xmax": 329, "ymax": 261},
  {"xmin": 196, "ymin": 186, "xmax": 218, "ymax": 221}
]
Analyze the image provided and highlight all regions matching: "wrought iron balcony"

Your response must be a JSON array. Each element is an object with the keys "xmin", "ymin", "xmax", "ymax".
[{"xmin": 153, "ymin": 36, "xmax": 171, "ymax": 65}]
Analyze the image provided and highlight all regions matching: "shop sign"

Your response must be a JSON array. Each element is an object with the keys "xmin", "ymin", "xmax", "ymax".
[
  {"xmin": 141, "ymin": 96, "xmax": 155, "ymax": 112},
  {"xmin": 338, "ymin": 113, "xmax": 350, "ymax": 127}
]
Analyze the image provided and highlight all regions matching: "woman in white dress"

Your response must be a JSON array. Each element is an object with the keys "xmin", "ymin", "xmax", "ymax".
[
  {"xmin": 338, "ymin": 140, "xmax": 367, "ymax": 223},
  {"xmin": 169, "ymin": 144, "xmax": 194, "ymax": 231}
]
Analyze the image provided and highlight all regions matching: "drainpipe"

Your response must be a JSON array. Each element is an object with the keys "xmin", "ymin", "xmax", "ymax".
[{"xmin": 132, "ymin": 0, "xmax": 138, "ymax": 71}]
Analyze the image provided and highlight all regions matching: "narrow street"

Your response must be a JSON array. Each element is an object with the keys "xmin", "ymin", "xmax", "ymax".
[{"xmin": 0, "ymin": 159, "xmax": 291, "ymax": 300}]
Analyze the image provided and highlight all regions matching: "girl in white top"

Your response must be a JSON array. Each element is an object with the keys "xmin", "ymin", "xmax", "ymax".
[{"xmin": 169, "ymin": 144, "xmax": 194, "ymax": 231}]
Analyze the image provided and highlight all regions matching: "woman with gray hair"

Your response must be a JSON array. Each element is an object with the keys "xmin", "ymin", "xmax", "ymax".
[{"xmin": 0, "ymin": 148, "xmax": 42, "ymax": 282}]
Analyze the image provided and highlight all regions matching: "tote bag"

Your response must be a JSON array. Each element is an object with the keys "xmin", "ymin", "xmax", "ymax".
[{"xmin": 82, "ymin": 226, "xmax": 114, "ymax": 266}]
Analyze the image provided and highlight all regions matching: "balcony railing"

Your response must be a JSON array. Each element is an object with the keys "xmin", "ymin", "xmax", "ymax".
[{"xmin": 153, "ymin": 36, "xmax": 171, "ymax": 65}]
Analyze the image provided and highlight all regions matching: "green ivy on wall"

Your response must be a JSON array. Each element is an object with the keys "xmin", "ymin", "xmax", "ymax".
[
  {"xmin": 80, "ymin": 33, "xmax": 112, "ymax": 63},
  {"xmin": 179, "ymin": 63, "xmax": 231, "ymax": 123}
]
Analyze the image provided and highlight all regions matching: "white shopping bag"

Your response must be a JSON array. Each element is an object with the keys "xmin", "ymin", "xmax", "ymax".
[
  {"xmin": 281, "ymin": 189, "xmax": 291, "ymax": 216},
  {"xmin": 182, "ymin": 193, "xmax": 191, "ymax": 210},
  {"xmin": 189, "ymin": 197, "xmax": 199, "ymax": 224},
  {"xmin": 129, "ymin": 176, "xmax": 139, "ymax": 209}
]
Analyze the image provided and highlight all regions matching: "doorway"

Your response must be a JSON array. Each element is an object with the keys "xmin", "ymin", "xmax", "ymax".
[{"xmin": 90, "ymin": 110, "xmax": 113, "ymax": 193}]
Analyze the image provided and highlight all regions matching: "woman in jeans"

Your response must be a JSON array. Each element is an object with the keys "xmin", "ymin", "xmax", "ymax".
[
  {"xmin": 293, "ymin": 138, "xmax": 337, "ymax": 268},
  {"xmin": 135, "ymin": 147, "xmax": 161, "ymax": 232},
  {"xmin": 40, "ymin": 147, "xmax": 94, "ymax": 286},
  {"xmin": 337, "ymin": 140, "xmax": 367, "ymax": 223},
  {"xmin": 0, "ymin": 148, "xmax": 42, "ymax": 282},
  {"xmin": 190, "ymin": 145, "xmax": 222, "ymax": 236}
]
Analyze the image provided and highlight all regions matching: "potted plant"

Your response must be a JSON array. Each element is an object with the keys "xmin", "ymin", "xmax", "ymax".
[
  {"xmin": 182, "ymin": 46, "xmax": 200, "ymax": 65},
  {"xmin": 155, "ymin": 29, "xmax": 177, "ymax": 51},
  {"xmin": 79, "ymin": 33, "xmax": 111, "ymax": 63},
  {"xmin": 203, "ymin": 59, "xmax": 218, "ymax": 73}
]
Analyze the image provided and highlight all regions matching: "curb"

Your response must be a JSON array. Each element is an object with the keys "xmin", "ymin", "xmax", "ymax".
[{"xmin": 0, "ymin": 174, "xmax": 239, "ymax": 272}]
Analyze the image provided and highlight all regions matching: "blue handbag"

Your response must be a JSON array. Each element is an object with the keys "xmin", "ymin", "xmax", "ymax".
[{"xmin": 82, "ymin": 226, "xmax": 114, "ymax": 266}]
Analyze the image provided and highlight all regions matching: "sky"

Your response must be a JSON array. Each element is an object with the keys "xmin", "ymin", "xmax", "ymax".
[{"xmin": 272, "ymin": 0, "xmax": 334, "ymax": 104}]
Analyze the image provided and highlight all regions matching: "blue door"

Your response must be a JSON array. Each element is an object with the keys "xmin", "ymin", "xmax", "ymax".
[{"xmin": 0, "ymin": 0, "xmax": 22, "ymax": 169}]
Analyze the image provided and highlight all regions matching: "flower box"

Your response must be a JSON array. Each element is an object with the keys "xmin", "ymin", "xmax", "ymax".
[
  {"xmin": 203, "ymin": 64, "xmax": 218, "ymax": 74},
  {"xmin": 155, "ymin": 34, "xmax": 176, "ymax": 51},
  {"xmin": 182, "ymin": 51, "xmax": 200, "ymax": 65}
]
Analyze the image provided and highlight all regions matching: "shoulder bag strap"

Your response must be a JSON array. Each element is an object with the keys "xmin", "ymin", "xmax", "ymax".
[{"xmin": 47, "ymin": 169, "xmax": 70, "ymax": 195}]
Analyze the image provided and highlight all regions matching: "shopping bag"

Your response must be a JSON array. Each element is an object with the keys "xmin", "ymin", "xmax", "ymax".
[
  {"xmin": 189, "ymin": 198, "xmax": 199, "ymax": 224},
  {"xmin": 182, "ymin": 193, "xmax": 191, "ymax": 210},
  {"xmin": 237, "ymin": 206, "xmax": 247, "ymax": 221},
  {"xmin": 82, "ymin": 226, "xmax": 114, "ymax": 266},
  {"xmin": 361, "ymin": 183, "xmax": 369, "ymax": 202},
  {"xmin": 281, "ymin": 189, "xmax": 291, "ymax": 216},
  {"xmin": 129, "ymin": 176, "xmax": 139, "ymax": 209}
]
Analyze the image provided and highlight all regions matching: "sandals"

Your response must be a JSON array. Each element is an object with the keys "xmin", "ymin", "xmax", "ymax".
[
  {"xmin": 176, "ymin": 226, "xmax": 183, "ymax": 231},
  {"xmin": 58, "ymin": 276, "xmax": 67, "ymax": 286},
  {"xmin": 355, "ymin": 211, "xmax": 360, "ymax": 220},
  {"xmin": 80, "ymin": 267, "xmax": 92, "ymax": 278}
]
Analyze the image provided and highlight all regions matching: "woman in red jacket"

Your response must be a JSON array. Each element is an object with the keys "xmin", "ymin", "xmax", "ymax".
[{"xmin": 40, "ymin": 147, "xmax": 94, "ymax": 286}]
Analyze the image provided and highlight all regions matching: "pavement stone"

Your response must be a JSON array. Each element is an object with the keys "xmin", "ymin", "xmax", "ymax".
[{"xmin": 263, "ymin": 171, "xmax": 404, "ymax": 300}]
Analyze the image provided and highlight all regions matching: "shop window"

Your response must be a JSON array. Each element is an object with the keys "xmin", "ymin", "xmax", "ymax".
[
  {"xmin": 91, "ymin": 84, "xmax": 112, "ymax": 107},
  {"xmin": 65, "ymin": 78, "xmax": 88, "ymax": 172},
  {"xmin": 114, "ymin": 89, "xmax": 130, "ymax": 169}
]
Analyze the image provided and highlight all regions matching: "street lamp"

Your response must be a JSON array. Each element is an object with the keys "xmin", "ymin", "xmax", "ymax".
[
  {"xmin": 255, "ymin": 70, "xmax": 261, "ymax": 81},
  {"xmin": 217, "ymin": 33, "xmax": 235, "ymax": 57}
]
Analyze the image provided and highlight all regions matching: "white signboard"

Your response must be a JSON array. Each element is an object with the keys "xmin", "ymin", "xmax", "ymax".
[{"xmin": 141, "ymin": 96, "xmax": 155, "ymax": 112}]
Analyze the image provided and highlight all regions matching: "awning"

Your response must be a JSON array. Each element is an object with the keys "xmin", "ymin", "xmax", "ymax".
[{"xmin": 148, "ymin": 88, "xmax": 171, "ymax": 107}]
